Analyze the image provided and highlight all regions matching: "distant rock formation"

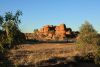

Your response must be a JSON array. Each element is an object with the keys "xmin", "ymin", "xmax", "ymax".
[{"xmin": 25, "ymin": 24, "xmax": 79, "ymax": 41}]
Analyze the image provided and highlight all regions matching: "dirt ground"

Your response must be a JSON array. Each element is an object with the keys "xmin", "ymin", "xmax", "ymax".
[
  {"xmin": 7, "ymin": 43, "xmax": 78, "ymax": 65},
  {"xmin": 5, "ymin": 43, "xmax": 100, "ymax": 67}
]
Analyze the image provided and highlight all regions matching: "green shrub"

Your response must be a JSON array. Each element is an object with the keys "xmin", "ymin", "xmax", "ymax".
[
  {"xmin": 76, "ymin": 21, "xmax": 100, "ymax": 64},
  {"xmin": 0, "ymin": 10, "xmax": 25, "ymax": 49},
  {"xmin": 94, "ymin": 46, "xmax": 100, "ymax": 64},
  {"xmin": 77, "ymin": 21, "xmax": 98, "ymax": 45}
]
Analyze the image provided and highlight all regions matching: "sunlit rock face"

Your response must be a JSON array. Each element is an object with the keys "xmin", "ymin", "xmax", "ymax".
[{"xmin": 25, "ymin": 24, "xmax": 79, "ymax": 41}]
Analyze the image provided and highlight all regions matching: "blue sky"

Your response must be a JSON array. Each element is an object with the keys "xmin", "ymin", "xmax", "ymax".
[{"xmin": 0, "ymin": 0, "xmax": 100, "ymax": 33}]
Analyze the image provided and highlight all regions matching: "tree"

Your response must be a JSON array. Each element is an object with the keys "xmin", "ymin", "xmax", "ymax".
[
  {"xmin": 76, "ymin": 21, "xmax": 100, "ymax": 64},
  {"xmin": 0, "ymin": 10, "xmax": 25, "ymax": 49},
  {"xmin": 33, "ymin": 29, "xmax": 38, "ymax": 33},
  {"xmin": 77, "ymin": 21, "xmax": 99, "ymax": 46},
  {"xmin": 0, "ymin": 16, "xmax": 3, "ymax": 27},
  {"xmin": 2, "ymin": 10, "xmax": 22, "ymax": 37},
  {"xmin": 76, "ymin": 21, "xmax": 97, "ymax": 56}
]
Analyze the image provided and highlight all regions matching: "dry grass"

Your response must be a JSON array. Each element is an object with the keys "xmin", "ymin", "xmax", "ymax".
[{"xmin": 6, "ymin": 43, "xmax": 79, "ymax": 65}]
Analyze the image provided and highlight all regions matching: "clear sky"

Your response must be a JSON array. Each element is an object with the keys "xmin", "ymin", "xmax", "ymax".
[{"xmin": 0, "ymin": 0, "xmax": 100, "ymax": 33}]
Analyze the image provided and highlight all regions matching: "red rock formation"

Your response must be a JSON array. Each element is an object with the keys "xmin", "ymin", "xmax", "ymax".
[
  {"xmin": 25, "ymin": 24, "xmax": 78, "ymax": 41},
  {"xmin": 55, "ymin": 24, "xmax": 70, "ymax": 38},
  {"xmin": 37, "ymin": 24, "xmax": 73, "ymax": 40}
]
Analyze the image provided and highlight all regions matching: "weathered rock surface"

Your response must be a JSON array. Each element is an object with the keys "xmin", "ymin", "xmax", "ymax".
[{"xmin": 25, "ymin": 24, "xmax": 79, "ymax": 41}]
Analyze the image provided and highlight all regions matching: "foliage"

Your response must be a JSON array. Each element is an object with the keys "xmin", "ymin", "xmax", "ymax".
[
  {"xmin": 93, "ymin": 40, "xmax": 100, "ymax": 64},
  {"xmin": 33, "ymin": 29, "xmax": 38, "ymax": 32},
  {"xmin": 76, "ymin": 21, "xmax": 100, "ymax": 64},
  {"xmin": 94, "ymin": 46, "xmax": 100, "ymax": 64},
  {"xmin": 77, "ymin": 21, "xmax": 99, "ymax": 46},
  {"xmin": 0, "ymin": 10, "xmax": 25, "ymax": 51}
]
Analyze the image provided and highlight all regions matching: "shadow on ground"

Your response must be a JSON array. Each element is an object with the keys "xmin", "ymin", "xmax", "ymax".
[
  {"xmin": 24, "ymin": 39, "xmax": 75, "ymax": 44},
  {"xmin": 18, "ymin": 56, "xmax": 100, "ymax": 67}
]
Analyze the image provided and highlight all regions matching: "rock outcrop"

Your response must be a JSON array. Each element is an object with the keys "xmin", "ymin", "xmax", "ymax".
[{"xmin": 25, "ymin": 24, "xmax": 79, "ymax": 41}]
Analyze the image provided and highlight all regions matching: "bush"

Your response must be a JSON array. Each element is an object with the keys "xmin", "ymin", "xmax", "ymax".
[
  {"xmin": 94, "ymin": 46, "xmax": 100, "ymax": 64},
  {"xmin": 76, "ymin": 22, "xmax": 98, "ymax": 52},
  {"xmin": 77, "ymin": 21, "xmax": 99, "ymax": 45},
  {"xmin": 76, "ymin": 21, "xmax": 100, "ymax": 64}
]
